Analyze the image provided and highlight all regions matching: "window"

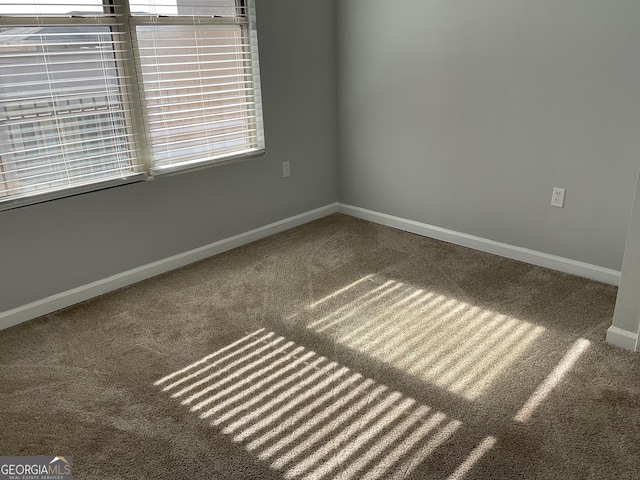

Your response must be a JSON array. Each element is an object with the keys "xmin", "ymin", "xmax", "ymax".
[{"xmin": 0, "ymin": 0, "xmax": 264, "ymax": 209}]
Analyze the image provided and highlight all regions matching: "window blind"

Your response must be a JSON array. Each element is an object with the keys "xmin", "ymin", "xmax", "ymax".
[
  {"xmin": 130, "ymin": 0, "xmax": 265, "ymax": 174},
  {"xmin": 0, "ymin": 1, "xmax": 145, "ymax": 206}
]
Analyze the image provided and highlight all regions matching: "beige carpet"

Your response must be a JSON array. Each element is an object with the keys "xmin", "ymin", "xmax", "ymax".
[{"xmin": 1, "ymin": 213, "xmax": 638, "ymax": 479}]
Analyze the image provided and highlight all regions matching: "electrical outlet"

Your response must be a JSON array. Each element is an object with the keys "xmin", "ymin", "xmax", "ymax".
[
  {"xmin": 282, "ymin": 161, "xmax": 290, "ymax": 178},
  {"xmin": 551, "ymin": 187, "xmax": 565, "ymax": 208}
]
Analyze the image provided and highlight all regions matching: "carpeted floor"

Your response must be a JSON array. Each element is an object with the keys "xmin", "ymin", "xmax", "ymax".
[{"xmin": 1, "ymin": 213, "xmax": 639, "ymax": 479}]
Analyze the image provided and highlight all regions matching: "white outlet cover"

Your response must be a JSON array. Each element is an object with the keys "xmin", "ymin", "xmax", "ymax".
[
  {"xmin": 282, "ymin": 161, "xmax": 291, "ymax": 178},
  {"xmin": 551, "ymin": 187, "xmax": 565, "ymax": 208}
]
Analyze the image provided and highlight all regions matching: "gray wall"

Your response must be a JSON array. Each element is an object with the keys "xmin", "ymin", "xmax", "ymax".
[
  {"xmin": 0, "ymin": 0, "xmax": 337, "ymax": 313},
  {"xmin": 337, "ymin": 0, "xmax": 640, "ymax": 270}
]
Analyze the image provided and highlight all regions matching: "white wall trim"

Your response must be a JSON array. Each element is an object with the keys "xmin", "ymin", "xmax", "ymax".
[
  {"xmin": 0, "ymin": 203, "xmax": 339, "ymax": 331},
  {"xmin": 338, "ymin": 203, "xmax": 621, "ymax": 286},
  {"xmin": 605, "ymin": 326, "xmax": 639, "ymax": 352},
  {"xmin": 2, "ymin": 202, "xmax": 623, "ymax": 332}
]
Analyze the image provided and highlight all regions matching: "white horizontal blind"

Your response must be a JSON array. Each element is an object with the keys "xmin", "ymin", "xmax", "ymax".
[
  {"xmin": 0, "ymin": 1, "xmax": 145, "ymax": 205},
  {"xmin": 130, "ymin": 0, "xmax": 264, "ymax": 173}
]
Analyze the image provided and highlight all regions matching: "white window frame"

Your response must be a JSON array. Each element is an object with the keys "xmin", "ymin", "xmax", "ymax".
[{"xmin": 0, "ymin": 0, "xmax": 264, "ymax": 211}]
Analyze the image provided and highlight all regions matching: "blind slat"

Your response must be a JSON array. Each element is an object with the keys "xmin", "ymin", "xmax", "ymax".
[
  {"xmin": 142, "ymin": 75, "xmax": 249, "ymax": 90},
  {"xmin": 138, "ymin": 68, "xmax": 250, "ymax": 82},
  {"xmin": 0, "ymin": 85, "xmax": 126, "ymax": 100},
  {"xmin": 146, "ymin": 107, "xmax": 256, "ymax": 125},
  {"xmin": 136, "ymin": 43, "xmax": 251, "ymax": 52},
  {"xmin": 143, "ymin": 88, "xmax": 254, "ymax": 104},
  {"xmin": 0, "ymin": 50, "xmax": 128, "ymax": 61}
]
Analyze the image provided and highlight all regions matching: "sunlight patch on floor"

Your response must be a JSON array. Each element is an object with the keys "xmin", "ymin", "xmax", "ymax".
[
  {"xmin": 514, "ymin": 338, "xmax": 590, "ymax": 423},
  {"xmin": 155, "ymin": 330, "xmax": 496, "ymax": 480},
  {"xmin": 447, "ymin": 436, "xmax": 497, "ymax": 480},
  {"xmin": 302, "ymin": 276, "xmax": 546, "ymax": 400}
]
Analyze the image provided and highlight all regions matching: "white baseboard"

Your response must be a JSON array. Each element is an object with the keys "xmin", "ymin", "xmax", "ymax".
[
  {"xmin": 338, "ymin": 203, "xmax": 621, "ymax": 286},
  {"xmin": 605, "ymin": 326, "xmax": 639, "ymax": 352},
  {"xmin": 0, "ymin": 203, "xmax": 339, "ymax": 331},
  {"xmin": 1, "ymin": 202, "xmax": 622, "ymax": 332}
]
